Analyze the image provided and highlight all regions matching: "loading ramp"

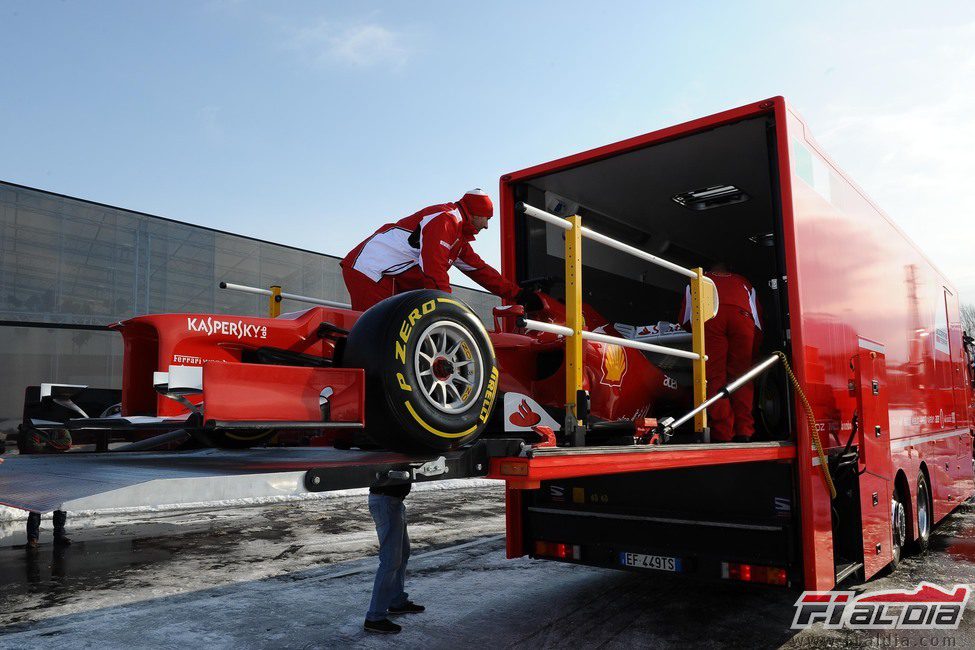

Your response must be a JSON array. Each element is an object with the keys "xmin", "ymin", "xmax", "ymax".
[{"xmin": 0, "ymin": 439, "xmax": 523, "ymax": 514}]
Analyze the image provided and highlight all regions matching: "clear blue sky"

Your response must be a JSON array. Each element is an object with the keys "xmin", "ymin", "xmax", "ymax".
[{"xmin": 2, "ymin": 1, "xmax": 974, "ymax": 295}]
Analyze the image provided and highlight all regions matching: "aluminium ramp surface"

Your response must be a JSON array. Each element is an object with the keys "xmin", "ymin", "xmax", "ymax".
[{"xmin": 0, "ymin": 447, "xmax": 472, "ymax": 514}]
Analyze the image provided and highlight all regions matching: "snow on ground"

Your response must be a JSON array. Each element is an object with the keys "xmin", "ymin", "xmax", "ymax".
[
  {"xmin": 0, "ymin": 478, "xmax": 497, "ymax": 540},
  {"xmin": 0, "ymin": 481, "xmax": 505, "ymax": 628},
  {"xmin": 0, "ymin": 484, "xmax": 973, "ymax": 649}
]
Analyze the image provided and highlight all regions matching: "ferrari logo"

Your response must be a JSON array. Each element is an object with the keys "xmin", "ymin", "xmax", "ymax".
[{"xmin": 601, "ymin": 343, "xmax": 627, "ymax": 386}]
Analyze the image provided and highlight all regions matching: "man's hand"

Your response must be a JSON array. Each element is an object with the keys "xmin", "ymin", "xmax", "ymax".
[{"xmin": 515, "ymin": 288, "xmax": 536, "ymax": 305}]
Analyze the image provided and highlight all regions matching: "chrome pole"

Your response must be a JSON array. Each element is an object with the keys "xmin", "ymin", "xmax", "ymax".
[{"xmin": 661, "ymin": 353, "xmax": 781, "ymax": 434}]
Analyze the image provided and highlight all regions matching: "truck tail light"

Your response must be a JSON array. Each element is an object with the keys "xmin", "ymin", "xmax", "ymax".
[
  {"xmin": 534, "ymin": 540, "xmax": 581, "ymax": 560},
  {"xmin": 721, "ymin": 561, "xmax": 788, "ymax": 586}
]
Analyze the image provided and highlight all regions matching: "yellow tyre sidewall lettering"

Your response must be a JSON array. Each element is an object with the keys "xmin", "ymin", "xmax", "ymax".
[
  {"xmin": 478, "ymin": 366, "xmax": 499, "ymax": 424},
  {"xmin": 396, "ymin": 372, "xmax": 412, "ymax": 392},
  {"xmin": 404, "ymin": 402, "xmax": 477, "ymax": 438},
  {"xmin": 389, "ymin": 294, "xmax": 498, "ymax": 439},
  {"xmin": 394, "ymin": 299, "xmax": 439, "ymax": 364}
]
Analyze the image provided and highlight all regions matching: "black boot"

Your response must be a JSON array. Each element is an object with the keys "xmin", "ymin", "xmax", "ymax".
[
  {"xmin": 26, "ymin": 511, "xmax": 41, "ymax": 549},
  {"xmin": 53, "ymin": 510, "xmax": 71, "ymax": 546},
  {"xmin": 364, "ymin": 619, "xmax": 401, "ymax": 634}
]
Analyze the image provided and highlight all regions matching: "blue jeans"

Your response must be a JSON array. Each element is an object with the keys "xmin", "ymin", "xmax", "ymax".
[{"xmin": 366, "ymin": 494, "xmax": 410, "ymax": 621}]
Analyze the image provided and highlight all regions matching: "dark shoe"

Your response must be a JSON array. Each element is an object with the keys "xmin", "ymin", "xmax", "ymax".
[
  {"xmin": 54, "ymin": 536, "xmax": 72, "ymax": 547},
  {"xmin": 26, "ymin": 538, "xmax": 39, "ymax": 551},
  {"xmin": 731, "ymin": 435, "xmax": 751, "ymax": 443},
  {"xmin": 389, "ymin": 601, "xmax": 425, "ymax": 615},
  {"xmin": 364, "ymin": 618, "xmax": 401, "ymax": 634}
]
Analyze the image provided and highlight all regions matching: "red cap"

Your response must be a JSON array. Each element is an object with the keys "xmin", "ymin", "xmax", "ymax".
[{"xmin": 458, "ymin": 188, "xmax": 493, "ymax": 219}]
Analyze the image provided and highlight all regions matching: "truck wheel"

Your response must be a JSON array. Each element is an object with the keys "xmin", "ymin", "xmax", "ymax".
[
  {"xmin": 343, "ymin": 290, "xmax": 498, "ymax": 452},
  {"xmin": 910, "ymin": 473, "xmax": 932, "ymax": 554},
  {"xmin": 889, "ymin": 487, "xmax": 908, "ymax": 571}
]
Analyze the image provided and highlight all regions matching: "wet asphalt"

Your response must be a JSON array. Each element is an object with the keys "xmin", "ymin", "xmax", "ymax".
[{"xmin": 0, "ymin": 486, "xmax": 972, "ymax": 649}]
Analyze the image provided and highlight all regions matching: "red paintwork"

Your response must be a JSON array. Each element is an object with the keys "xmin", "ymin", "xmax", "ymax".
[
  {"xmin": 506, "ymin": 488, "xmax": 524, "ymax": 558},
  {"xmin": 493, "ymin": 293, "xmax": 671, "ymax": 422},
  {"xmin": 853, "ymin": 348, "xmax": 894, "ymax": 578},
  {"xmin": 117, "ymin": 307, "xmax": 360, "ymax": 418},
  {"xmin": 783, "ymin": 97, "xmax": 974, "ymax": 588},
  {"xmin": 492, "ymin": 444, "xmax": 797, "ymax": 492},
  {"xmin": 113, "ymin": 292, "xmax": 664, "ymax": 438},
  {"xmin": 496, "ymin": 97, "xmax": 975, "ymax": 589},
  {"xmin": 202, "ymin": 363, "xmax": 364, "ymax": 425}
]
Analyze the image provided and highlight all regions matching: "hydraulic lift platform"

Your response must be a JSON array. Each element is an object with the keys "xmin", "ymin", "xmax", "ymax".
[{"xmin": 0, "ymin": 440, "xmax": 524, "ymax": 514}]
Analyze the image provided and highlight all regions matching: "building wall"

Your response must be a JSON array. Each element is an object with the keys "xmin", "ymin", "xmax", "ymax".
[{"xmin": 0, "ymin": 181, "xmax": 500, "ymax": 436}]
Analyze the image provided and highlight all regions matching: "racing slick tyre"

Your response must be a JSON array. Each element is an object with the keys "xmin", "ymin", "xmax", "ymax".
[{"xmin": 343, "ymin": 290, "xmax": 499, "ymax": 452}]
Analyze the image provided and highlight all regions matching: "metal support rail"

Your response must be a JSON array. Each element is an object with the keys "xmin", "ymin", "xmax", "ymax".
[
  {"xmin": 521, "ymin": 319, "xmax": 702, "ymax": 361},
  {"xmin": 658, "ymin": 354, "xmax": 781, "ymax": 436},
  {"xmin": 517, "ymin": 202, "xmax": 718, "ymax": 441},
  {"xmin": 219, "ymin": 281, "xmax": 352, "ymax": 315}
]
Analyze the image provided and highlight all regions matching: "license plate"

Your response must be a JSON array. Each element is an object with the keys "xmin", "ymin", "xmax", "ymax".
[{"xmin": 619, "ymin": 552, "xmax": 681, "ymax": 572}]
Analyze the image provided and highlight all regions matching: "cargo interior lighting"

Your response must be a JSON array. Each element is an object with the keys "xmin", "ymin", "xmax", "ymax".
[
  {"xmin": 748, "ymin": 232, "xmax": 775, "ymax": 247},
  {"xmin": 672, "ymin": 184, "xmax": 749, "ymax": 211}
]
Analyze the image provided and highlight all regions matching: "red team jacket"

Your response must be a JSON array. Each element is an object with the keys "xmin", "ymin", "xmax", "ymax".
[
  {"xmin": 341, "ymin": 202, "xmax": 519, "ymax": 298},
  {"xmin": 678, "ymin": 271, "xmax": 762, "ymax": 329}
]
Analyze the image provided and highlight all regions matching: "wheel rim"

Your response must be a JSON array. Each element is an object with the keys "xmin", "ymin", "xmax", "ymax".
[
  {"xmin": 917, "ymin": 481, "xmax": 930, "ymax": 539},
  {"xmin": 413, "ymin": 321, "xmax": 483, "ymax": 415},
  {"xmin": 892, "ymin": 495, "xmax": 907, "ymax": 549}
]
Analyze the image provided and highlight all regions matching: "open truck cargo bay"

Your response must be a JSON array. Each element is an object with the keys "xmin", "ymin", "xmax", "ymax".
[{"xmin": 494, "ymin": 96, "xmax": 974, "ymax": 590}]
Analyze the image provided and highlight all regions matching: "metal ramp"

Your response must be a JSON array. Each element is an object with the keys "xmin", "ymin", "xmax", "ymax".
[{"xmin": 0, "ymin": 443, "xmax": 517, "ymax": 513}]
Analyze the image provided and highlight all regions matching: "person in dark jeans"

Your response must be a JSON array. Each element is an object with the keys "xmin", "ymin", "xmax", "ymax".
[
  {"xmin": 26, "ymin": 510, "xmax": 71, "ymax": 549},
  {"xmin": 364, "ymin": 482, "xmax": 424, "ymax": 634}
]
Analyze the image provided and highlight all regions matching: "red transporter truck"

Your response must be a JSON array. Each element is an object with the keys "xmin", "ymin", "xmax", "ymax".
[{"xmin": 488, "ymin": 97, "xmax": 975, "ymax": 590}]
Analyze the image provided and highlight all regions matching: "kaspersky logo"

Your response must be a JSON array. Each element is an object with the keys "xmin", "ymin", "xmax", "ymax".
[
  {"xmin": 792, "ymin": 583, "xmax": 971, "ymax": 630},
  {"xmin": 187, "ymin": 317, "xmax": 267, "ymax": 340}
]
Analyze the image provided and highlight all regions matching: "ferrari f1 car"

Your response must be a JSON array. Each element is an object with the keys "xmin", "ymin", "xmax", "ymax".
[{"xmin": 24, "ymin": 281, "xmax": 694, "ymax": 452}]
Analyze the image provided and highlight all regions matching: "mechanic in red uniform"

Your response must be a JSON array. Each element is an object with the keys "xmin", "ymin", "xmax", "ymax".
[
  {"xmin": 679, "ymin": 263, "xmax": 762, "ymax": 442},
  {"xmin": 341, "ymin": 189, "xmax": 520, "ymax": 311}
]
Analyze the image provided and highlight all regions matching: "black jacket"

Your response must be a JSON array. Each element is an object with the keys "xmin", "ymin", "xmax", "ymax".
[{"xmin": 369, "ymin": 483, "xmax": 411, "ymax": 499}]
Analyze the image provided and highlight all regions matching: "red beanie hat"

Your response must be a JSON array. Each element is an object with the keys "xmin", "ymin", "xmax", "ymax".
[{"xmin": 458, "ymin": 188, "xmax": 493, "ymax": 219}]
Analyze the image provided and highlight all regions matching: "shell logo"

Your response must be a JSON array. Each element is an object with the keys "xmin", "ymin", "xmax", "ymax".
[{"xmin": 601, "ymin": 344, "xmax": 627, "ymax": 386}]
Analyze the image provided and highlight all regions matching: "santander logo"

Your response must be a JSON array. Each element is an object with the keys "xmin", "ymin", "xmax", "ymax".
[{"xmin": 509, "ymin": 399, "xmax": 542, "ymax": 427}]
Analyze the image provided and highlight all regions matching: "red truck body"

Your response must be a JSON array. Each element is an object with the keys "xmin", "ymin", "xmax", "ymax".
[{"xmin": 491, "ymin": 97, "xmax": 975, "ymax": 589}]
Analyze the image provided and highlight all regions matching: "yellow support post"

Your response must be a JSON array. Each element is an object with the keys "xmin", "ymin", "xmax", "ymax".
[
  {"xmin": 269, "ymin": 285, "xmax": 282, "ymax": 318},
  {"xmin": 564, "ymin": 215, "xmax": 584, "ymax": 435},
  {"xmin": 689, "ymin": 268, "xmax": 712, "ymax": 433}
]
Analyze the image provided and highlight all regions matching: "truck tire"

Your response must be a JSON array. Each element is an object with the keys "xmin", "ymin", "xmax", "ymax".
[
  {"xmin": 343, "ymin": 290, "xmax": 499, "ymax": 452},
  {"xmin": 910, "ymin": 472, "xmax": 932, "ymax": 554},
  {"xmin": 888, "ymin": 486, "xmax": 908, "ymax": 572}
]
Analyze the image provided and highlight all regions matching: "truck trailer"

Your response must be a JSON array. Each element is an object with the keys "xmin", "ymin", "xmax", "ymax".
[{"xmin": 492, "ymin": 96, "xmax": 975, "ymax": 590}]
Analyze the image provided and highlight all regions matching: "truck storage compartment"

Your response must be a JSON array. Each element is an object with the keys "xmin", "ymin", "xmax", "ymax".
[
  {"xmin": 511, "ymin": 113, "xmax": 790, "ymax": 439},
  {"xmin": 523, "ymin": 461, "xmax": 799, "ymax": 585}
]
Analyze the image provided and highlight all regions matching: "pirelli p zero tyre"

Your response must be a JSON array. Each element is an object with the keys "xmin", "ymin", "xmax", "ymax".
[{"xmin": 343, "ymin": 290, "xmax": 499, "ymax": 452}]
